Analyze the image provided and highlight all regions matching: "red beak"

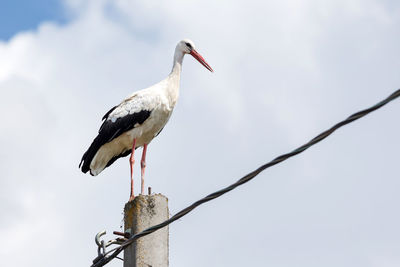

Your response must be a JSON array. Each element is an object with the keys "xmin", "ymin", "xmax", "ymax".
[{"xmin": 190, "ymin": 49, "xmax": 214, "ymax": 72}]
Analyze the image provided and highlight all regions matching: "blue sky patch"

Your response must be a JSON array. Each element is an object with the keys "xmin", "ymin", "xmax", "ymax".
[{"xmin": 0, "ymin": 0, "xmax": 67, "ymax": 40}]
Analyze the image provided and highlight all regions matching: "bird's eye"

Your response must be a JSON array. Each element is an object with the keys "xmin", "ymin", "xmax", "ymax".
[{"xmin": 185, "ymin": 42, "xmax": 192, "ymax": 49}]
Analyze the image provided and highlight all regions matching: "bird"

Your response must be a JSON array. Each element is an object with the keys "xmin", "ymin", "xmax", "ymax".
[{"xmin": 79, "ymin": 39, "xmax": 213, "ymax": 201}]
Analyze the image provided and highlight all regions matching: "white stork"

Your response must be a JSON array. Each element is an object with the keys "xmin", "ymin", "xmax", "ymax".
[{"xmin": 79, "ymin": 39, "xmax": 213, "ymax": 200}]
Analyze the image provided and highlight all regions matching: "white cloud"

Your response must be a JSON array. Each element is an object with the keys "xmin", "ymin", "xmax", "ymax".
[{"xmin": 1, "ymin": 0, "xmax": 400, "ymax": 266}]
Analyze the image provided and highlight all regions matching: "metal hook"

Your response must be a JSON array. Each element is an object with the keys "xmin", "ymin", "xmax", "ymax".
[
  {"xmin": 92, "ymin": 229, "xmax": 129, "ymax": 264},
  {"xmin": 95, "ymin": 230, "xmax": 107, "ymax": 256},
  {"xmin": 95, "ymin": 230, "xmax": 106, "ymax": 247}
]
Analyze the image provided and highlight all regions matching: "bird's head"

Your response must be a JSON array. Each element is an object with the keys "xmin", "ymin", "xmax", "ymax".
[{"xmin": 177, "ymin": 39, "xmax": 213, "ymax": 72}]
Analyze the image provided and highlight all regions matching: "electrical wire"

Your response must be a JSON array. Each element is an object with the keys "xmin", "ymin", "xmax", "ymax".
[{"xmin": 91, "ymin": 88, "xmax": 400, "ymax": 267}]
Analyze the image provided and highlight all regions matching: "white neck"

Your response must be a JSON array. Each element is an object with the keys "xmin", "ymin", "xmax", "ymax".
[
  {"xmin": 165, "ymin": 48, "xmax": 185, "ymax": 107},
  {"xmin": 170, "ymin": 48, "xmax": 184, "ymax": 77}
]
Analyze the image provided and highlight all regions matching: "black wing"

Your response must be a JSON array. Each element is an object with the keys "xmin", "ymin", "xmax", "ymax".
[
  {"xmin": 102, "ymin": 105, "xmax": 118, "ymax": 120},
  {"xmin": 79, "ymin": 109, "xmax": 151, "ymax": 174}
]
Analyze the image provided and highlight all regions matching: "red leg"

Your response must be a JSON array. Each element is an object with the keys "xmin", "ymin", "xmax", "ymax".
[
  {"xmin": 140, "ymin": 144, "xmax": 148, "ymax": 195},
  {"xmin": 129, "ymin": 138, "xmax": 137, "ymax": 201}
]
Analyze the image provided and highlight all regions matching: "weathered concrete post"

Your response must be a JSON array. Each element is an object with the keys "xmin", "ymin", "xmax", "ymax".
[{"xmin": 124, "ymin": 194, "xmax": 169, "ymax": 267}]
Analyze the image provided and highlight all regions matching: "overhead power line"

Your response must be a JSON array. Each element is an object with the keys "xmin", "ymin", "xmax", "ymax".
[{"xmin": 91, "ymin": 88, "xmax": 400, "ymax": 267}]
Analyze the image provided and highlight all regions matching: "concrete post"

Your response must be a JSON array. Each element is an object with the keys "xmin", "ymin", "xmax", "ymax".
[{"xmin": 124, "ymin": 194, "xmax": 169, "ymax": 267}]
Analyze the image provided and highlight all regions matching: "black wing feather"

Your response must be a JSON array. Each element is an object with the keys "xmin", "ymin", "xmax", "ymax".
[
  {"xmin": 79, "ymin": 109, "xmax": 151, "ymax": 174},
  {"xmin": 102, "ymin": 105, "xmax": 118, "ymax": 121}
]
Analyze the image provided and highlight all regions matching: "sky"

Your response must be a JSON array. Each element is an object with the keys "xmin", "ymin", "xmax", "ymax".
[
  {"xmin": 1, "ymin": 0, "xmax": 400, "ymax": 267},
  {"xmin": 0, "ymin": 0, "xmax": 67, "ymax": 40}
]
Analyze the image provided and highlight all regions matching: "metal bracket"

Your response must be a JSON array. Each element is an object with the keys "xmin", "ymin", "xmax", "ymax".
[{"xmin": 93, "ymin": 230, "xmax": 128, "ymax": 264}]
